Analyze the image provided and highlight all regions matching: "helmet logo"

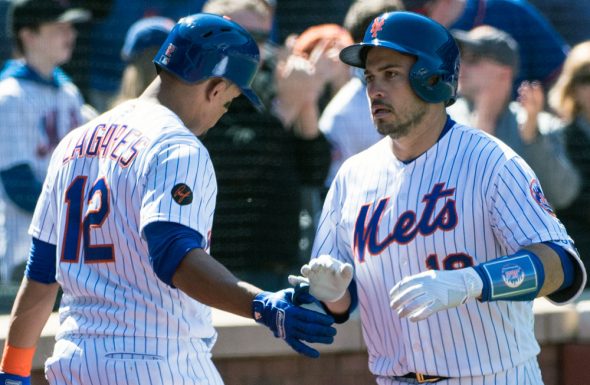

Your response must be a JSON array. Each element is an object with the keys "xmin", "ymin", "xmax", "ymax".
[
  {"xmin": 159, "ymin": 43, "xmax": 176, "ymax": 65},
  {"xmin": 370, "ymin": 16, "xmax": 385, "ymax": 38}
]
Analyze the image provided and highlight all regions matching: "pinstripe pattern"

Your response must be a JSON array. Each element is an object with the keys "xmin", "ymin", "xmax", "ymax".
[
  {"xmin": 29, "ymin": 100, "xmax": 221, "ymax": 383},
  {"xmin": 45, "ymin": 336, "xmax": 223, "ymax": 385},
  {"xmin": 312, "ymin": 120, "xmax": 584, "ymax": 382}
]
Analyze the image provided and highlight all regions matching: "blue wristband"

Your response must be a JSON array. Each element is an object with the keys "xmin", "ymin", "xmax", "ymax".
[{"xmin": 473, "ymin": 249, "xmax": 545, "ymax": 302}]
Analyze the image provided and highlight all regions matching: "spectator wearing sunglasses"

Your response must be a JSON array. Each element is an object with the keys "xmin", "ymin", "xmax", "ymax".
[
  {"xmin": 448, "ymin": 25, "xmax": 580, "ymax": 212},
  {"xmin": 549, "ymin": 41, "xmax": 590, "ymax": 285}
]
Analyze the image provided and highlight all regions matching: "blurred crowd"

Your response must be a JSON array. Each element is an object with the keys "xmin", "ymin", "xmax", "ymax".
[{"xmin": 0, "ymin": 0, "xmax": 589, "ymax": 306}]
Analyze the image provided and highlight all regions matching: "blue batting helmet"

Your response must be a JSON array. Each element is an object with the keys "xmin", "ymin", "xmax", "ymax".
[
  {"xmin": 154, "ymin": 13, "xmax": 263, "ymax": 110},
  {"xmin": 340, "ymin": 11, "xmax": 459, "ymax": 106}
]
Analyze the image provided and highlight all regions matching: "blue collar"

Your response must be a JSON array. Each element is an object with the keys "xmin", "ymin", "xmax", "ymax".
[{"xmin": 0, "ymin": 59, "xmax": 71, "ymax": 88}]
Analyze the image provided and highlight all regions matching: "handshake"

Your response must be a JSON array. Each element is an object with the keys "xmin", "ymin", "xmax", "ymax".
[{"xmin": 252, "ymin": 255, "xmax": 354, "ymax": 358}]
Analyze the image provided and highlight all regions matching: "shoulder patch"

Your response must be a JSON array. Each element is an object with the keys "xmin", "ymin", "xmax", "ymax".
[
  {"xmin": 529, "ymin": 179, "xmax": 555, "ymax": 216},
  {"xmin": 171, "ymin": 183, "xmax": 193, "ymax": 205}
]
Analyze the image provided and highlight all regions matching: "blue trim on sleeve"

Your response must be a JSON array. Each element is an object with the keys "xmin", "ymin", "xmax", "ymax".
[
  {"xmin": 543, "ymin": 241, "xmax": 574, "ymax": 291},
  {"xmin": 143, "ymin": 221, "xmax": 205, "ymax": 287},
  {"xmin": 25, "ymin": 238, "xmax": 57, "ymax": 284}
]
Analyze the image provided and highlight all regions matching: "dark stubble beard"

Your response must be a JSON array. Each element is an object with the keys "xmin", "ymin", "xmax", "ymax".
[{"xmin": 375, "ymin": 102, "xmax": 428, "ymax": 139}]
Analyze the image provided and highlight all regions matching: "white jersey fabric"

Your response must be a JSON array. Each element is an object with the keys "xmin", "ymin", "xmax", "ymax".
[
  {"xmin": 319, "ymin": 76, "xmax": 383, "ymax": 187},
  {"xmin": 30, "ymin": 99, "xmax": 217, "ymax": 342},
  {"xmin": 0, "ymin": 71, "xmax": 85, "ymax": 282},
  {"xmin": 312, "ymin": 118, "xmax": 586, "ymax": 380}
]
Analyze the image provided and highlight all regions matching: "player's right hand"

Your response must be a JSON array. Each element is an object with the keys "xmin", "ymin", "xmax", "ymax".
[
  {"xmin": 252, "ymin": 288, "xmax": 337, "ymax": 358},
  {"xmin": 0, "ymin": 372, "xmax": 31, "ymax": 385},
  {"xmin": 288, "ymin": 255, "xmax": 353, "ymax": 302}
]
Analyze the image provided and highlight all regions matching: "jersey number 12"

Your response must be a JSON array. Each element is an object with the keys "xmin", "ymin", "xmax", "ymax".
[{"xmin": 61, "ymin": 176, "xmax": 115, "ymax": 263}]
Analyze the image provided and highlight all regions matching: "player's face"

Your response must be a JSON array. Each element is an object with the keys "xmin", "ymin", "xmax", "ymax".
[
  {"xmin": 26, "ymin": 22, "xmax": 77, "ymax": 66},
  {"xmin": 364, "ymin": 47, "xmax": 428, "ymax": 138}
]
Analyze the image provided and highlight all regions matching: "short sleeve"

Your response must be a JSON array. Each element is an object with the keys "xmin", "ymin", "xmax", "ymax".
[
  {"xmin": 140, "ymin": 138, "xmax": 216, "ymax": 246},
  {"xmin": 489, "ymin": 157, "xmax": 570, "ymax": 252}
]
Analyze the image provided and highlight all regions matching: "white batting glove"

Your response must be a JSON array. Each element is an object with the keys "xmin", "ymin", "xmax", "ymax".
[
  {"xmin": 288, "ymin": 255, "xmax": 354, "ymax": 302},
  {"xmin": 389, "ymin": 268, "xmax": 483, "ymax": 322}
]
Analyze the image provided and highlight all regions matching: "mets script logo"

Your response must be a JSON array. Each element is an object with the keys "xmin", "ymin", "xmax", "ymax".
[
  {"xmin": 370, "ymin": 16, "xmax": 385, "ymax": 38},
  {"xmin": 529, "ymin": 179, "xmax": 555, "ymax": 216},
  {"xmin": 171, "ymin": 183, "xmax": 193, "ymax": 205},
  {"xmin": 502, "ymin": 264, "xmax": 525, "ymax": 288},
  {"xmin": 353, "ymin": 183, "xmax": 458, "ymax": 262}
]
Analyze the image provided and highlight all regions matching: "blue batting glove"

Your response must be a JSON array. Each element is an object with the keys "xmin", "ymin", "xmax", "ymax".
[
  {"xmin": 0, "ymin": 372, "xmax": 31, "ymax": 385},
  {"xmin": 252, "ymin": 288, "xmax": 337, "ymax": 358}
]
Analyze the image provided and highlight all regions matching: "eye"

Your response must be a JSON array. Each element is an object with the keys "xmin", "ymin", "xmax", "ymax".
[
  {"xmin": 385, "ymin": 70, "xmax": 399, "ymax": 79},
  {"xmin": 364, "ymin": 74, "xmax": 374, "ymax": 83}
]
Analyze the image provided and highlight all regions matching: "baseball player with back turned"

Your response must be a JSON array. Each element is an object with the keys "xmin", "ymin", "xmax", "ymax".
[
  {"xmin": 289, "ymin": 11, "xmax": 587, "ymax": 385},
  {"xmin": 0, "ymin": 14, "xmax": 337, "ymax": 385}
]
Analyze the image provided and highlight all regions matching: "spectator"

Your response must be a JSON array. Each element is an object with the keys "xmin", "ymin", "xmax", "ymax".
[
  {"xmin": 110, "ymin": 16, "xmax": 174, "ymax": 106},
  {"xmin": 528, "ymin": 0, "xmax": 590, "ymax": 46},
  {"xmin": 319, "ymin": 0, "xmax": 403, "ymax": 187},
  {"xmin": 291, "ymin": 23, "xmax": 353, "ymax": 109},
  {"xmin": 448, "ymin": 25, "xmax": 580, "ymax": 210},
  {"xmin": 400, "ymin": 0, "xmax": 569, "ymax": 95},
  {"xmin": 200, "ymin": 0, "xmax": 332, "ymax": 291},
  {"xmin": 0, "ymin": 0, "xmax": 92, "ymax": 282},
  {"xmin": 549, "ymin": 41, "xmax": 590, "ymax": 285}
]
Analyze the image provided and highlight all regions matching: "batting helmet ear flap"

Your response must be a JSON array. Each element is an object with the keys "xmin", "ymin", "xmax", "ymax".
[{"xmin": 409, "ymin": 52, "xmax": 460, "ymax": 106}]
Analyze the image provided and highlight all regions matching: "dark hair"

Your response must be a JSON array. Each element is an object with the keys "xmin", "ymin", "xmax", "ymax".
[{"xmin": 344, "ymin": 0, "xmax": 403, "ymax": 42}]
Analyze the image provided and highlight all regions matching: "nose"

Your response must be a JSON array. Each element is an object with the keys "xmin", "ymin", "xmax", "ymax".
[{"xmin": 366, "ymin": 81, "xmax": 385, "ymax": 100}]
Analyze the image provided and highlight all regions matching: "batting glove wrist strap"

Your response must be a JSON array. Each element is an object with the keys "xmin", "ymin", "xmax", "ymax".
[
  {"xmin": 473, "ymin": 249, "xmax": 544, "ymax": 301},
  {"xmin": 0, "ymin": 372, "xmax": 31, "ymax": 385},
  {"xmin": 252, "ymin": 289, "xmax": 337, "ymax": 358}
]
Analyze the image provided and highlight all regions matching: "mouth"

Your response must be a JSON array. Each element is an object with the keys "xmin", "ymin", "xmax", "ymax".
[{"xmin": 371, "ymin": 104, "xmax": 392, "ymax": 119}]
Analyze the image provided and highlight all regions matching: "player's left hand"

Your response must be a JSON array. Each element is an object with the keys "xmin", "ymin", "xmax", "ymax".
[
  {"xmin": 389, "ymin": 268, "xmax": 483, "ymax": 322},
  {"xmin": 252, "ymin": 288, "xmax": 337, "ymax": 358},
  {"xmin": 288, "ymin": 255, "xmax": 353, "ymax": 302}
]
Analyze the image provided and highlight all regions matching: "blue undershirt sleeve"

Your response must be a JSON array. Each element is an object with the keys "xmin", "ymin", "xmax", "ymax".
[
  {"xmin": 25, "ymin": 238, "xmax": 57, "ymax": 284},
  {"xmin": 143, "ymin": 221, "xmax": 205, "ymax": 287}
]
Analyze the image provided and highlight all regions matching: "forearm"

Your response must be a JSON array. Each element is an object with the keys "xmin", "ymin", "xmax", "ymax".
[
  {"xmin": 522, "ymin": 243, "xmax": 566, "ymax": 297},
  {"xmin": 6, "ymin": 278, "xmax": 59, "ymax": 348},
  {"xmin": 172, "ymin": 248, "xmax": 262, "ymax": 318},
  {"xmin": 322, "ymin": 290, "xmax": 351, "ymax": 316}
]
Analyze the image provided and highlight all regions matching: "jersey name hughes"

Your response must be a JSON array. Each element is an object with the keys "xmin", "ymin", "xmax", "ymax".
[
  {"xmin": 353, "ymin": 183, "xmax": 458, "ymax": 262},
  {"xmin": 61, "ymin": 123, "xmax": 149, "ymax": 168}
]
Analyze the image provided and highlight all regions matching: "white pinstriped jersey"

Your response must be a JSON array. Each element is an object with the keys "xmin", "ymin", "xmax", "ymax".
[
  {"xmin": 29, "ymin": 99, "xmax": 218, "ymax": 341},
  {"xmin": 312, "ymin": 118, "xmax": 586, "ymax": 379},
  {"xmin": 0, "ymin": 74, "xmax": 85, "ymax": 282}
]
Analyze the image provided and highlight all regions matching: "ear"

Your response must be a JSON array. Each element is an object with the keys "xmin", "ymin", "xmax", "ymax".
[{"xmin": 204, "ymin": 78, "xmax": 228, "ymax": 103}]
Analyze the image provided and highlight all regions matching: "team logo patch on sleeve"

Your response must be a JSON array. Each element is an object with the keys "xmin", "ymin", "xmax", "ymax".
[
  {"xmin": 529, "ymin": 179, "xmax": 555, "ymax": 216},
  {"xmin": 171, "ymin": 183, "xmax": 193, "ymax": 205}
]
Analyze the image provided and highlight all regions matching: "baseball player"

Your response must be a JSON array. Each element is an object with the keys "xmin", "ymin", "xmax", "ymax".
[
  {"xmin": 289, "ymin": 12, "xmax": 587, "ymax": 385},
  {"xmin": 0, "ymin": 0, "xmax": 91, "ymax": 282},
  {"xmin": 0, "ymin": 14, "xmax": 336, "ymax": 385}
]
